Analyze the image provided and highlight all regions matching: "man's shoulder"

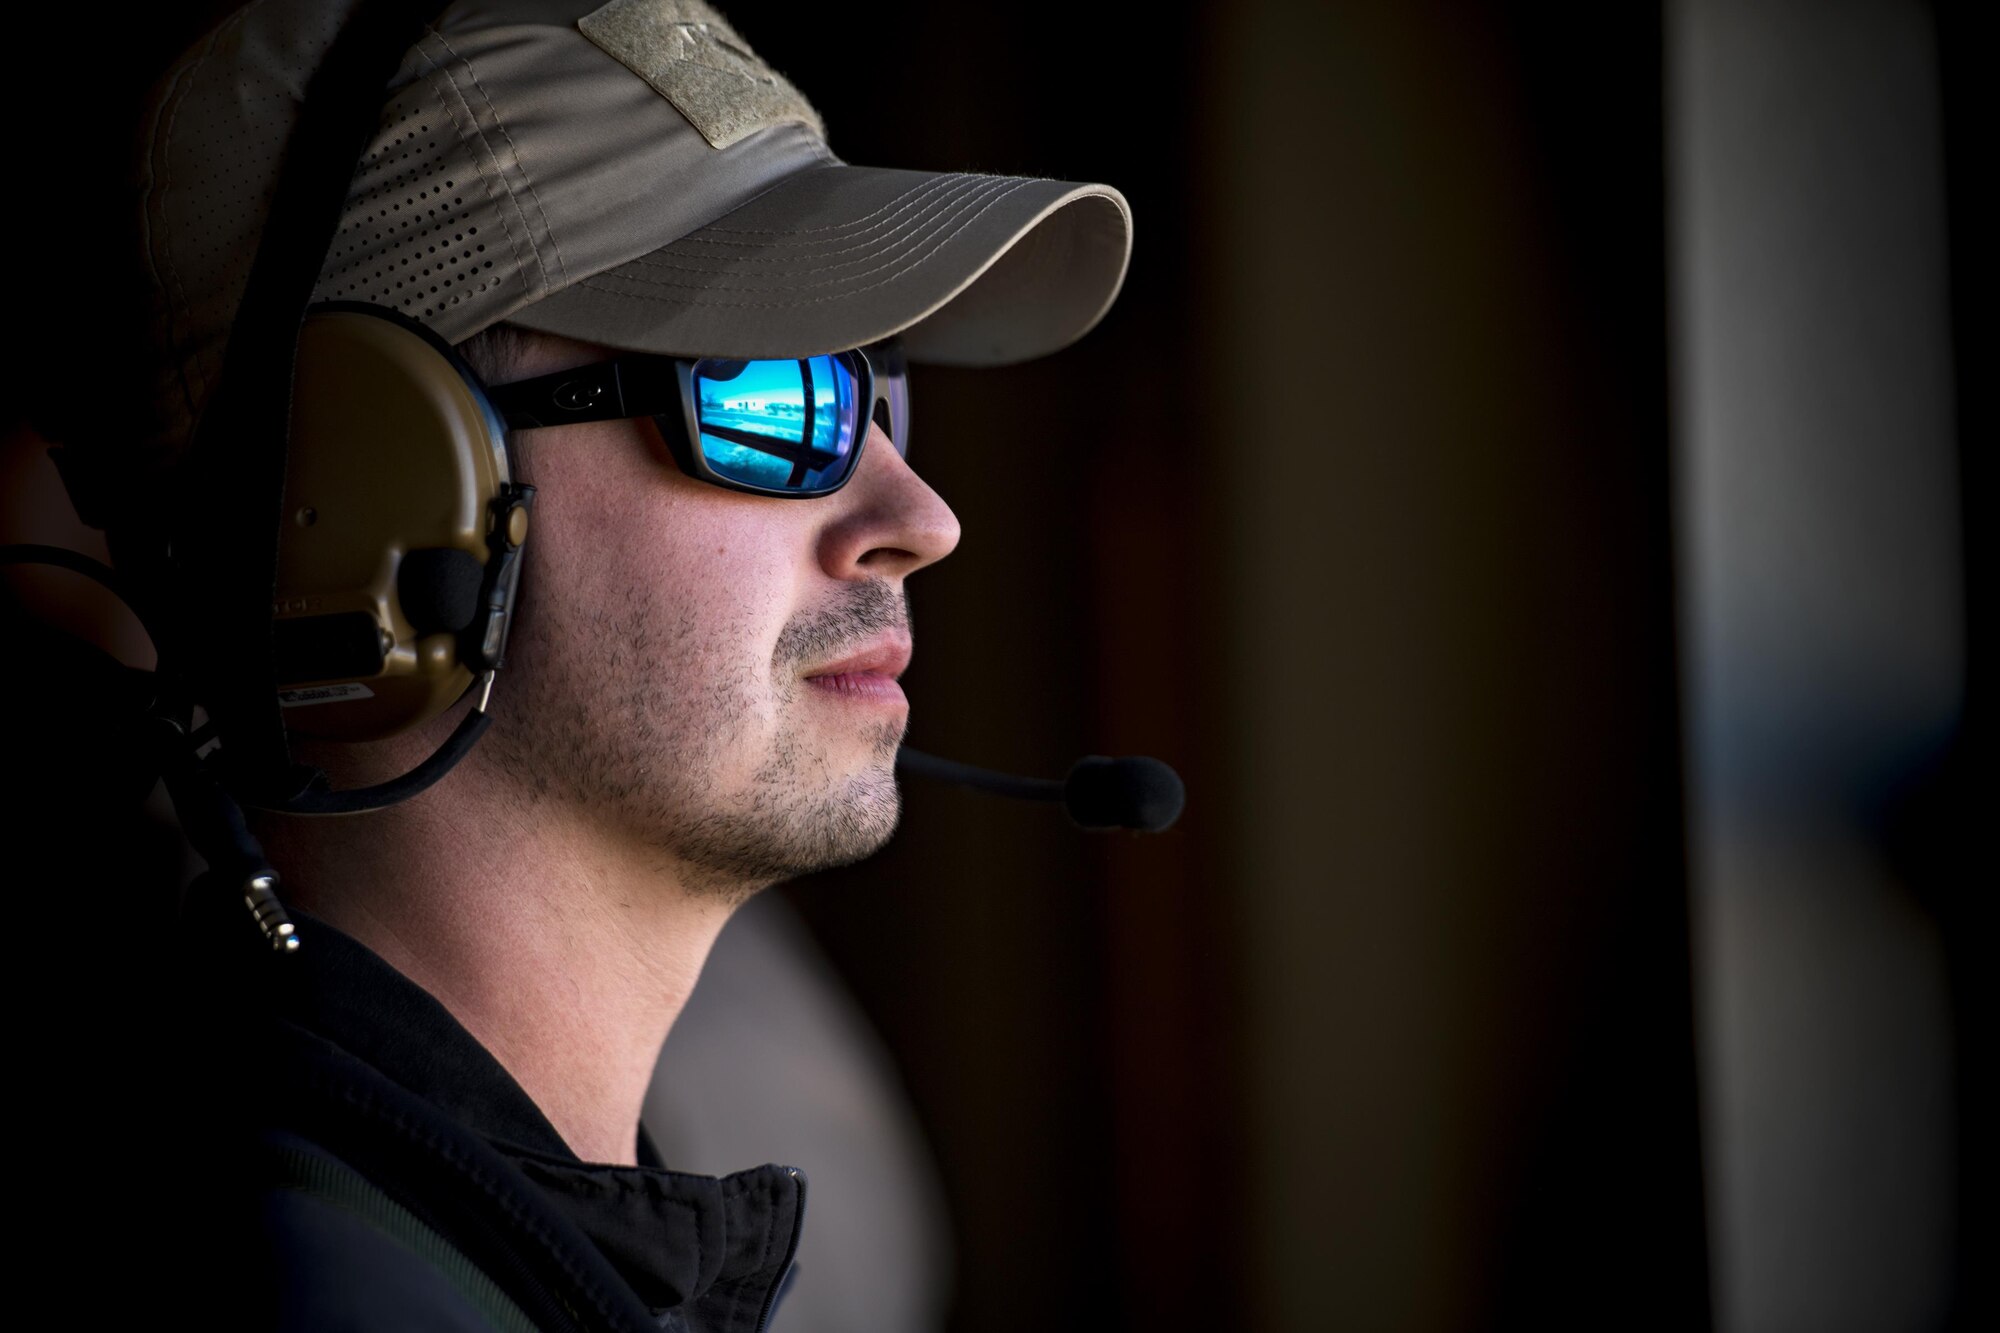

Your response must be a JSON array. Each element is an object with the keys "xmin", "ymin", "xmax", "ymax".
[
  {"xmin": 249, "ymin": 1132, "xmax": 542, "ymax": 1333},
  {"xmin": 151, "ymin": 1002, "xmax": 649, "ymax": 1333}
]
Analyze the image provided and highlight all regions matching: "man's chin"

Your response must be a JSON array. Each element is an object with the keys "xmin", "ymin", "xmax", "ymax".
[
  {"xmin": 810, "ymin": 768, "xmax": 904, "ymax": 866},
  {"xmin": 663, "ymin": 770, "xmax": 902, "ymax": 902}
]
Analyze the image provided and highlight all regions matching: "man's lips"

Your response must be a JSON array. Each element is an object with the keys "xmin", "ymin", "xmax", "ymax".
[
  {"xmin": 803, "ymin": 635, "xmax": 913, "ymax": 703},
  {"xmin": 804, "ymin": 635, "xmax": 913, "ymax": 681}
]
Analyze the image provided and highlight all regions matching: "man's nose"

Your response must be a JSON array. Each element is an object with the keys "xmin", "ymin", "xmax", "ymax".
[{"xmin": 817, "ymin": 422, "xmax": 961, "ymax": 580}]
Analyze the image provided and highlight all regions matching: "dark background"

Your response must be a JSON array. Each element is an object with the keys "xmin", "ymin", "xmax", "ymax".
[
  {"xmin": 5, "ymin": 3, "xmax": 1982, "ymax": 1330},
  {"xmin": 766, "ymin": 5, "xmax": 1704, "ymax": 1328}
]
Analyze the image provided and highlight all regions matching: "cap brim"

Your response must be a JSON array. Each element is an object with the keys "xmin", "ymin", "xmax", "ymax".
[{"xmin": 501, "ymin": 164, "xmax": 1132, "ymax": 366}]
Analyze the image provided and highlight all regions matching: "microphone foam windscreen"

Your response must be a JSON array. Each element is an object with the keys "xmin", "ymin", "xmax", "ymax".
[
  {"xmin": 1063, "ymin": 755, "xmax": 1186, "ymax": 832},
  {"xmin": 398, "ymin": 547, "xmax": 486, "ymax": 634}
]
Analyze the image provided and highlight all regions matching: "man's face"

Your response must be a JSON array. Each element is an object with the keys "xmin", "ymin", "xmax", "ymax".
[{"xmin": 478, "ymin": 328, "xmax": 961, "ymax": 901}]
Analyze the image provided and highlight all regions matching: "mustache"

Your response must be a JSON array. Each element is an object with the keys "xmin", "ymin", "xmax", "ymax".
[{"xmin": 773, "ymin": 578, "xmax": 909, "ymax": 670}]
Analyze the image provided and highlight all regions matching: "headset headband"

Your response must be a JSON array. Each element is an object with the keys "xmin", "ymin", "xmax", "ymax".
[{"xmin": 182, "ymin": 0, "xmax": 460, "ymax": 808}]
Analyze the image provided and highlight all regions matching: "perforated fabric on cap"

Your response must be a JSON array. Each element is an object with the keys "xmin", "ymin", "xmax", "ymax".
[{"xmin": 313, "ymin": 82, "xmax": 525, "ymax": 324}]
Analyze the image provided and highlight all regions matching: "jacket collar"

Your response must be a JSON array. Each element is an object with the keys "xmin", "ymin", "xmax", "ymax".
[{"xmin": 272, "ymin": 906, "xmax": 805, "ymax": 1326}]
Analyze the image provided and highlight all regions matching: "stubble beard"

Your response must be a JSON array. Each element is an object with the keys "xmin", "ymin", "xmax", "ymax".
[{"xmin": 484, "ymin": 575, "xmax": 911, "ymax": 905}]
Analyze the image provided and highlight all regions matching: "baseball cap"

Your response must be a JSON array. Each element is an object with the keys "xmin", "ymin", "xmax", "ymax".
[{"xmin": 132, "ymin": 0, "xmax": 1133, "ymax": 463}]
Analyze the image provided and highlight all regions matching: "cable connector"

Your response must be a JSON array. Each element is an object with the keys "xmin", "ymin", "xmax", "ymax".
[{"xmin": 243, "ymin": 873, "xmax": 299, "ymax": 954}]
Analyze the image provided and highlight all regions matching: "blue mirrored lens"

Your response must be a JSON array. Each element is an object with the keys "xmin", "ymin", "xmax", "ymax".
[{"xmin": 692, "ymin": 355, "xmax": 859, "ymax": 491}]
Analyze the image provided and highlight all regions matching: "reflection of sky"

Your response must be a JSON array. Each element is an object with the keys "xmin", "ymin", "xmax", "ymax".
[{"xmin": 695, "ymin": 356, "xmax": 856, "ymax": 488}]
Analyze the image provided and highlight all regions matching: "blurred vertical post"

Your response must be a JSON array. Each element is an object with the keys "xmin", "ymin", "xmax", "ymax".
[
  {"xmin": 1669, "ymin": 1, "xmax": 1966, "ymax": 1327},
  {"xmin": 1215, "ymin": 2, "xmax": 1706, "ymax": 1327}
]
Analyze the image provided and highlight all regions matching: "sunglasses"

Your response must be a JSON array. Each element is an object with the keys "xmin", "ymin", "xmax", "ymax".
[{"xmin": 484, "ymin": 339, "xmax": 909, "ymax": 498}]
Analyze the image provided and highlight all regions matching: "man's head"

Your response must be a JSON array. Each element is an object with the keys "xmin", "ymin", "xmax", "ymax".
[
  {"xmin": 437, "ymin": 320, "xmax": 958, "ymax": 900},
  {"xmin": 112, "ymin": 0, "xmax": 1127, "ymax": 894}
]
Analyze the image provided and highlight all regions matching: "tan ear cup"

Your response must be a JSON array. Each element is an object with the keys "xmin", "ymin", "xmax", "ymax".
[{"xmin": 273, "ymin": 307, "xmax": 514, "ymax": 741}]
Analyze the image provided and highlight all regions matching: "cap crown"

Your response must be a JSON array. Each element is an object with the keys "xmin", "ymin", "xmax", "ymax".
[{"xmin": 135, "ymin": 0, "xmax": 832, "ymax": 465}]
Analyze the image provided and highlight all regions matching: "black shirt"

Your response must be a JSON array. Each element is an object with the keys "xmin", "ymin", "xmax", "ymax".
[{"xmin": 161, "ymin": 889, "xmax": 805, "ymax": 1333}]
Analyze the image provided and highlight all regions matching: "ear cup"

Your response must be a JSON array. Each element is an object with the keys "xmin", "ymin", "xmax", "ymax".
[{"xmin": 273, "ymin": 305, "xmax": 515, "ymax": 741}]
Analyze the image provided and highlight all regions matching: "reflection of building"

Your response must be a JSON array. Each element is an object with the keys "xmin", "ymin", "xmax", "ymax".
[{"xmin": 718, "ymin": 397, "xmax": 804, "ymax": 417}]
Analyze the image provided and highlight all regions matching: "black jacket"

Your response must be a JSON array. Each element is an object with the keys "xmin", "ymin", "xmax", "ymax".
[{"xmin": 156, "ymin": 882, "xmax": 806, "ymax": 1333}]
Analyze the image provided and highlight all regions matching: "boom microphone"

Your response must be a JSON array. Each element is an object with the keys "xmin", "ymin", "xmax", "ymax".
[{"xmin": 895, "ymin": 747, "xmax": 1185, "ymax": 832}]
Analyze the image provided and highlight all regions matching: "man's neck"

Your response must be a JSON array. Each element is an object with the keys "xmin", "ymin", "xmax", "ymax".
[{"xmin": 261, "ymin": 785, "xmax": 737, "ymax": 1166}]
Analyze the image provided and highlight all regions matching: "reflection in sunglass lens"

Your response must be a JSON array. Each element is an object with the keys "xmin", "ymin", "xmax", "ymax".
[
  {"xmin": 691, "ymin": 355, "xmax": 860, "ymax": 491},
  {"xmin": 881, "ymin": 371, "xmax": 909, "ymax": 457}
]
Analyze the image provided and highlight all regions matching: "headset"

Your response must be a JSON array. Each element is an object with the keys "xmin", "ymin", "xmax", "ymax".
[
  {"xmin": 20, "ymin": 0, "xmax": 513, "ymax": 948},
  {"xmin": 266, "ymin": 303, "xmax": 531, "ymax": 748},
  {"xmin": 12, "ymin": 0, "xmax": 1182, "ymax": 954}
]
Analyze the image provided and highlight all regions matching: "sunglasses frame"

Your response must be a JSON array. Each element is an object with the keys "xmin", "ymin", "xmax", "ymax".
[{"xmin": 484, "ymin": 339, "xmax": 908, "ymax": 499}]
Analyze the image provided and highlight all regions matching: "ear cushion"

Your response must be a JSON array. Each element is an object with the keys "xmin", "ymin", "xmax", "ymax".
[{"xmin": 273, "ymin": 304, "xmax": 512, "ymax": 741}]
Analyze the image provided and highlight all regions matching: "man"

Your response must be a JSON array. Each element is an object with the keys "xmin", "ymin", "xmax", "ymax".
[
  {"xmin": 257, "ymin": 315, "xmax": 957, "ymax": 1164},
  {"xmin": 69, "ymin": 0, "xmax": 1132, "ymax": 1329}
]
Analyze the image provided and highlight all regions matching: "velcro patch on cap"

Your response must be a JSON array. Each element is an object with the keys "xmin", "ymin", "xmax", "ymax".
[{"xmin": 579, "ymin": 0, "xmax": 826, "ymax": 150}]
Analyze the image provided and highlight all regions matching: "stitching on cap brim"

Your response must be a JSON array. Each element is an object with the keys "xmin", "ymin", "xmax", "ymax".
[{"xmin": 501, "ymin": 168, "xmax": 1130, "ymax": 363}]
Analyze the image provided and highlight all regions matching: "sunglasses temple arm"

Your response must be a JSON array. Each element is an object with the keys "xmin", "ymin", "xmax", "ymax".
[{"xmin": 489, "ymin": 361, "xmax": 634, "ymax": 430}]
